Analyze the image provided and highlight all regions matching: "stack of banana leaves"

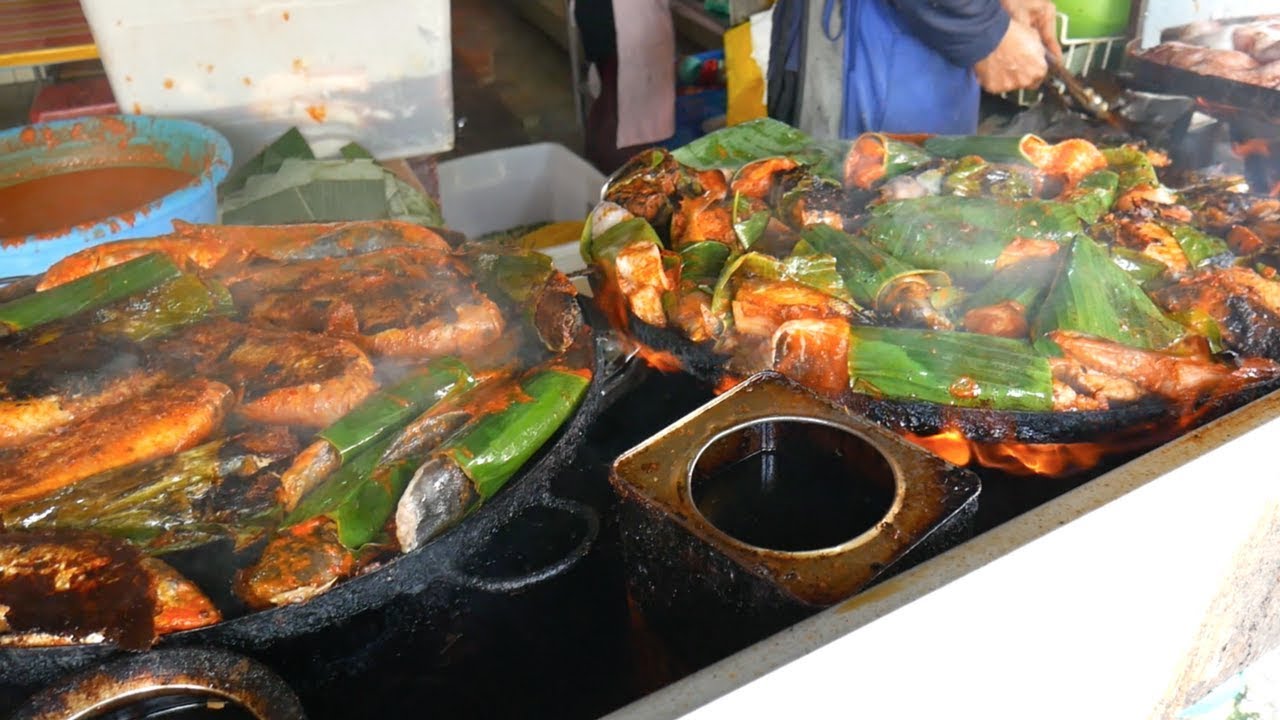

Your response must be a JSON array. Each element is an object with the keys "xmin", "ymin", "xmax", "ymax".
[
  {"xmin": 0, "ymin": 221, "xmax": 590, "ymax": 649},
  {"xmin": 583, "ymin": 118, "xmax": 1280, "ymax": 415}
]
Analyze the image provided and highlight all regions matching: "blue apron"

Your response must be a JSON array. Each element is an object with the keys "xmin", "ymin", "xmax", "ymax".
[{"xmin": 824, "ymin": 0, "xmax": 980, "ymax": 137}]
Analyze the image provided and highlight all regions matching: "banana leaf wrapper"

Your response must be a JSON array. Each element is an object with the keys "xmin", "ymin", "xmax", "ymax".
[
  {"xmin": 680, "ymin": 241, "xmax": 733, "ymax": 293},
  {"xmin": 1032, "ymin": 235, "xmax": 1188, "ymax": 355},
  {"xmin": 923, "ymin": 134, "xmax": 1044, "ymax": 166},
  {"xmin": 941, "ymin": 156, "xmax": 1039, "ymax": 200},
  {"xmin": 1101, "ymin": 146, "xmax": 1162, "ymax": 196},
  {"xmin": 672, "ymin": 118, "xmax": 816, "ymax": 171},
  {"xmin": 847, "ymin": 326, "xmax": 1053, "ymax": 412},
  {"xmin": 799, "ymin": 224, "xmax": 950, "ymax": 313},
  {"xmin": 844, "ymin": 133, "xmax": 932, "ymax": 189},
  {"xmin": 466, "ymin": 248, "xmax": 583, "ymax": 352},
  {"xmin": 318, "ymin": 358, "xmax": 475, "ymax": 464},
  {"xmin": 709, "ymin": 249, "xmax": 853, "ymax": 325},
  {"xmin": 438, "ymin": 367, "xmax": 591, "ymax": 500},
  {"xmin": 93, "ymin": 273, "xmax": 235, "ymax": 342},
  {"xmin": 1109, "ymin": 246, "xmax": 1169, "ymax": 290},
  {"xmin": 731, "ymin": 192, "xmax": 771, "ymax": 249},
  {"xmin": 0, "ymin": 253, "xmax": 181, "ymax": 337},
  {"xmin": 962, "ymin": 254, "xmax": 1061, "ymax": 316},
  {"xmin": 1166, "ymin": 222, "xmax": 1229, "ymax": 267},
  {"xmin": 1, "ymin": 436, "xmax": 290, "ymax": 553}
]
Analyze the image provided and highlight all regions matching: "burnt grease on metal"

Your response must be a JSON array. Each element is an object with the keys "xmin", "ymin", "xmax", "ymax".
[
  {"xmin": 610, "ymin": 373, "xmax": 979, "ymax": 668},
  {"xmin": 0, "ymin": 532, "xmax": 156, "ymax": 650}
]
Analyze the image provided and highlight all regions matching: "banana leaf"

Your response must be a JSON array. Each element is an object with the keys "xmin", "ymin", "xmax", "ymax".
[
  {"xmin": 709, "ymin": 248, "xmax": 853, "ymax": 323},
  {"xmin": 2, "ymin": 436, "xmax": 287, "ymax": 552},
  {"xmin": 923, "ymin": 134, "xmax": 1044, "ymax": 166},
  {"xmin": 962, "ymin": 254, "xmax": 1061, "ymax": 315},
  {"xmin": 582, "ymin": 216, "xmax": 664, "ymax": 266},
  {"xmin": 1110, "ymin": 245, "xmax": 1170, "ymax": 289},
  {"xmin": 1057, "ymin": 170, "xmax": 1119, "ymax": 224},
  {"xmin": 94, "ymin": 273, "xmax": 235, "ymax": 341},
  {"xmin": 0, "ymin": 253, "xmax": 181, "ymax": 337},
  {"xmin": 942, "ymin": 156, "xmax": 1038, "ymax": 200},
  {"xmin": 1101, "ymin": 146, "xmax": 1161, "ymax": 196},
  {"xmin": 1031, "ymin": 235, "xmax": 1188, "ymax": 354},
  {"xmin": 731, "ymin": 192, "xmax": 770, "ymax": 249},
  {"xmin": 318, "ymin": 358, "xmax": 475, "ymax": 464},
  {"xmin": 680, "ymin": 242, "xmax": 733, "ymax": 292},
  {"xmin": 845, "ymin": 133, "xmax": 932, "ymax": 189},
  {"xmin": 439, "ymin": 368, "xmax": 591, "ymax": 499},
  {"xmin": 672, "ymin": 118, "xmax": 815, "ymax": 171},
  {"xmin": 1167, "ymin": 223, "xmax": 1229, "ymax": 267},
  {"xmin": 847, "ymin": 326, "xmax": 1053, "ymax": 411},
  {"xmin": 861, "ymin": 197, "xmax": 1023, "ymax": 284},
  {"xmin": 799, "ymin": 224, "xmax": 949, "ymax": 311}
]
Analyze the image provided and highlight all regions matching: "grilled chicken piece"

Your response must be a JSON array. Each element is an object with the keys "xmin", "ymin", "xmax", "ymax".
[
  {"xmin": 229, "ymin": 248, "xmax": 505, "ymax": 361},
  {"xmin": 0, "ymin": 531, "xmax": 155, "ymax": 649},
  {"xmin": 1049, "ymin": 330, "xmax": 1280, "ymax": 403},
  {"xmin": 613, "ymin": 242, "xmax": 674, "ymax": 328},
  {"xmin": 731, "ymin": 157, "xmax": 799, "ymax": 199},
  {"xmin": 1155, "ymin": 267, "xmax": 1280, "ymax": 360},
  {"xmin": 235, "ymin": 518, "xmax": 356, "ymax": 610},
  {"xmin": 38, "ymin": 221, "xmax": 451, "ymax": 291},
  {"xmin": 159, "ymin": 320, "xmax": 377, "ymax": 428},
  {"xmin": 771, "ymin": 318, "xmax": 852, "ymax": 396},
  {"xmin": 0, "ymin": 379, "xmax": 232, "ymax": 510},
  {"xmin": 670, "ymin": 195, "xmax": 736, "ymax": 250},
  {"xmin": 732, "ymin": 279, "xmax": 858, "ymax": 339},
  {"xmin": 0, "ymin": 335, "xmax": 163, "ymax": 449},
  {"xmin": 1049, "ymin": 356, "xmax": 1145, "ymax": 412}
]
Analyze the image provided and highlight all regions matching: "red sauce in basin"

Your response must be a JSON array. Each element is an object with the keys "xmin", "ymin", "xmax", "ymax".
[{"xmin": 0, "ymin": 165, "xmax": 195, "ymax": 238}]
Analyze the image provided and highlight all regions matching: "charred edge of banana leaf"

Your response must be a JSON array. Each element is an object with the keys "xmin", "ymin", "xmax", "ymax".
[
  {"xmin": 466, "ymin": 248, "xmax": 585, "ymax": 353},
  {"xmin": 1, "ymin": 433, "xmax": 293, "ymax": 554}
]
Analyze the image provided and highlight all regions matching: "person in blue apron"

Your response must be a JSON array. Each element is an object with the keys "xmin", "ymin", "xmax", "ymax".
[{"xmin": 774, "ymin": 0, "xmax": 1061, "ymax": 137}]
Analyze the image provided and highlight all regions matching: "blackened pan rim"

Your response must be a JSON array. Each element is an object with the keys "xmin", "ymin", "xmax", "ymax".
[{"xmin": 685, "ymin": 414, "xmax": 906, "ymax": 559}]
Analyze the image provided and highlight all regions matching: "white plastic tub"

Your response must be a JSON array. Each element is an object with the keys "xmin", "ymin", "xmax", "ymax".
[
  {"xmin": 81, "ymin": 0, "xmax": 454, "ymax": 165},
  {"xmin": 438, "ymin": 143, "xmax": 605, "ymax": 278}
]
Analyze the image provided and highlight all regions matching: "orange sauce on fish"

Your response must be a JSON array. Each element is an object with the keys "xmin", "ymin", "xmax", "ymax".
[{"xmin": 0, "ymin": 165, "xmax": 195, "ymax": 239}]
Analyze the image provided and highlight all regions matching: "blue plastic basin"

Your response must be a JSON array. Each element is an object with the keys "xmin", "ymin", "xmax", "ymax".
[{"xmin": 0, "ymin": 115, "xmax": 232, "ymax": 277}]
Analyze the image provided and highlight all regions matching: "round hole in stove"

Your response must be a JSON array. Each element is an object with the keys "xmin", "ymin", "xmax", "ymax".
[
  {"xmin": 689, "ymin": 418, "xmax": 897, "ymax": 552},
  {"xmin": 80, "ymin": 689, "xmax": 259, "ymax": 720}
]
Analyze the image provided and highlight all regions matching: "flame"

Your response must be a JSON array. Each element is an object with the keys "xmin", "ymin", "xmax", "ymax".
[
  {"xmin": 714, "ymin": 375, "xmax": 742, "ymax": 395},
  {"xmin": 1232, "ymin": 139, "xmax": 1272, "ymax": 159},
  {"xmin": 627, "ymin": 340, "xmax": 684, "ymax": 373},
  {"xmin": 902, "ymin": 429, "xmax": 1108, "ymax": 478},
  {"xmin": 1271, "ymin": 181, "xmax": 1280, "ymax": 198}
]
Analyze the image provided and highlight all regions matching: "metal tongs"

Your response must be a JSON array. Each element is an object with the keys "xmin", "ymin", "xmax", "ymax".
[{"xmin": 1045, "ymin": 53, "xmax": 1124, "ymax": 128}]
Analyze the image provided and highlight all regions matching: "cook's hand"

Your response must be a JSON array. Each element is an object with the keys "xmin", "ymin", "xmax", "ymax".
[
  {"xmin": 1001, "ymin": 0, "xmax": 1063, "ymax": 61},
  {"xmin": 974, "ymin": 20, "xmax": 1050, "ymax": 94}
]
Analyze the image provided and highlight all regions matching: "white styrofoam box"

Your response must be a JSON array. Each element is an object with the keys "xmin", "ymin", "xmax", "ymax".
[
  {"xmin": 438, "ymin": 143, "xmax": 604, "ymax": 282},
  {"xmin": 81, "ymin": 0, "xmax": 454, "ymax": 166}
]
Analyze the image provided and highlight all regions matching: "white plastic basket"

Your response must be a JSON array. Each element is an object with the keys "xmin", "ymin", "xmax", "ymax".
[{"xmin": 437, "ymin": 143, "xmax": 604, "ymax": 283}]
